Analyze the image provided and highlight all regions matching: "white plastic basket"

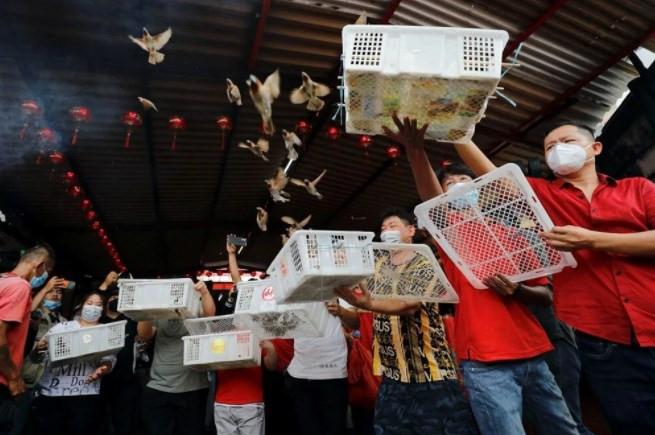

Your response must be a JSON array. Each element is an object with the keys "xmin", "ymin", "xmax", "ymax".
[
  {"xmin": 267, "ymin": 230, "xmax": 375, "ymax": 303},
  {"xmin": 48, "ymin": 320, "xmax": 126, "ymax": 364},
  {"xmin": 414, "ymin": 164, "xmax": 577, "ymax": 289},
  {"xmin": 342, "ymin": 25, "xmax": 509, "ymax": 142},
  {"xmin": 234, "ymin": 280, "xmax": 330, "ymax": 338},
  {"xmin": 182, "ymin": 330, "xmax": 260, "ymax": 371},
  {"xmin": 117, "ymin": 278, "xmax": 201, "ymax": 321},
  {"xmin": 369, "ymin": 243, "xmax": 459, "ymax": 303}
]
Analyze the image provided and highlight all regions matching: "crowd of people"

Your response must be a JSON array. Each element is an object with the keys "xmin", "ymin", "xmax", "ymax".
[{"xmin": 0, "ymin": 118, "xmax": 653, "ymax": 435}]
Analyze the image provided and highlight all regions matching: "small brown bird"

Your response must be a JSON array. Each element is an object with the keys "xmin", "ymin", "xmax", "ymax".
[
  {"xmin": 266, "ymin": 167, "xmax": 291, "ymax": 203},
  {"xmin": 290, "ymin": 72, "xmax": 331, "ymax": 111},
  {"xmin": 226, "ymin": 78, "xmax": 242, "ymax": 106},
  {"xmin": 137, "ymin": 97, "xmax": 158, "ymax": 112},
  {"xmin": 290, "ymin": 169, "xmax": 327, "ymax": 200},
  {"xmin": 128, "ymin": 27, "xmax": 172, "ymax": 65},
  {"xmin": 256, "ymin": 207, "xmax": 268, "ymax": 232},
  {"xmin": 238, "ymin": 138, "xmax": 269, "ymax": 161},
  {"xmin": 247, "ymin": 70, "xmax": 280, "ymax": 135},
  {"xmin": 282, "ymin": 129, "xmax": 302, "ymax": 161},
  {"xmin": 282, "ymin": 214, "xmax": 312, "ymax": 235}
]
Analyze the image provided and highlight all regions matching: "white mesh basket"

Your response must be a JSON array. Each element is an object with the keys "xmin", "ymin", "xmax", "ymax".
[
  {"xmin": 183, "ymin": 315, "xmax": 244, "ymax": 337},
  {"xmin": 182, "ymin": 330, "xmax": 260, "ymax": 371},
  {"xmin": 117, "ymin": 278, "xmax": 201, "ymax": 321},
  {"xmin": 342, "ymin": 25, "xmax": 509, "ymax": 142},
  {"xmin": 369, "ymin": 243, "xmax": 459, "ymax": 303},
  {"xmin": 47, "ymin": 320, "xmax": 126, "ymax": 364},
  {"xmin": 267, "ymin": 230, "xmax": 375, "ymax": 303},
  {"xmin": 234, "ymin": 280, "xmax": 330, "ymax": 338},
  {"xmin": 414, "ymin": 164, "xmax": 577, "ymax": 289}
]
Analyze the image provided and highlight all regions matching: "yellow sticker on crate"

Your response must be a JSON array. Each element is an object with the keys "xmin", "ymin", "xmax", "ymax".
[{"xmin": 211, "ymin": 338, "xmax": 225, "ymax": 355}]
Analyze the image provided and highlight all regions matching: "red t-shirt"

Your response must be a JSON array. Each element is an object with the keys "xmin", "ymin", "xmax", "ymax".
[
  {"xmin": 357, "ymin": 312, "xmax": 374, "ymax": 350},
  {"xmin": 270, "ymin": 338, "xmax": 294, "ymax": 372},
  {"xmin": 0, "ymin": 273, "xmax": 32, "ymax": 386},
  {"xmin": 215, "ymin": 366, "xmax": 263, "ymax": 405},
  {"xmin": 528, "ymin": 175, "xmax": 655, "ymax": 346}
]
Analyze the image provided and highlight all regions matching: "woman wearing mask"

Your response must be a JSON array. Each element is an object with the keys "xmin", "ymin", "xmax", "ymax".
[{"xmin": 31, "ymin": 292, "xmax": 115, "ymax": 435}]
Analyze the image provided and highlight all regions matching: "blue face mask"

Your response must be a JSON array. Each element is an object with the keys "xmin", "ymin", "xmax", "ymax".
[
  {"xmin": 43, "ymin": 300, "xmax": 61, "ymax": 311},
  {"xmin": 448, "ymin": 182, "xmax": 480, "ymax": 210},
  {"xmin": 30, "ymin": 271, "xmax": 48, "ymax": 289}
]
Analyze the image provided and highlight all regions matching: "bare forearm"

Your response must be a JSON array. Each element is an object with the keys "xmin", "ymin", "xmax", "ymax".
[
  {"xmin": 592, "ymin": 230, "xmax": 655, "ymax": 258},
  {"xmin": 407, "ymin": 149, "xmax": 443, "ymax": 201},
  {"xmin": 337, "ymin": 308, "xmax": 360, "ymax": 330},
  {"xmin": 367, "ymin": 299, "xmax": 420, "ymax": 316},
  {"xmin": 453, "ymin": 141, "xmax": 497, "ymax": 176},
  {"xmin": 200, "ymin": 291, "xmax": 216, "ymax": 317},
  {"xmin": 514, "ymin": 285, "xmax": 553, "ymax": 308},
  {"xmin": 263, "ymin": 349, "xmax": 278, "ymax": 372},
  {"xmin": 137, "ymin": 321, "xmax": 155, "ymax": 341},
  {"xmin": 228, "ymin": 253, "xmax": 241, "ymax": 284},
  {"xmin": 0, "ymin": 344, "xmax": 18, "ymax": 381},
  {"xmin": 31, "ymin": 288, "xmax": 49, "ymax": 311}
]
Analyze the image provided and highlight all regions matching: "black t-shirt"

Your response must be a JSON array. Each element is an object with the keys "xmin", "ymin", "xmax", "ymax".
[{"xmin": 101, "ymin": 313, "xmax": 138, "ymax": 382}]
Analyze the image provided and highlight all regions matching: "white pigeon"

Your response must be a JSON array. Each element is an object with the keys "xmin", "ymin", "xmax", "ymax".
[
  {"xmin": 290, "ymin": 72, "xmax": 331, "ymax": 111},
  {"xmin": 128, "ymin": 27, "xmax": 172, "ymax": 65},
  {"xmin": 282, "ymin": 214, "xmax": 312, "ymax": 235},
  {"xmin": 137, "ymin": 97, "xmax": 158, "ymax": 112},
  {"xmin": 238, "ymin": 138, "xmax": 269, "ymax": 161},
  {"xmin": 247, "ymin": 70, "xmax": 280, "ymax": 135},
  {"xmin": 226, "ymin": 78, "xmax": 242, "ymax": 105},
  {"xmin": 256, "ymin": 207, "xmax": 268, "ymax": 232},
  {"xmin": 290, "ymin": 169, "xmax": 327, "ymax": 200},
  {"xmin": 282, "ymin": 129, "xmax": 302, "ymax": 161}
]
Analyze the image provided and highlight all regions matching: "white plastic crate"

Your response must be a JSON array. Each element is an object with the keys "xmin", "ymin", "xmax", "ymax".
[
  {"xmin": 234, "ymin": 280, "xmax": 330, "ymax": 338},
  {"xmin": 267, "ymin": 230, "xmax": 375, "ymax": 303},
  {"xmin": 342, "ymin": 25, "xmax": 509, "ymax": 143},
  {"xmin": 117, "ymin": 278, "xmax": 201, "ymax": 321},
  {"xmin": 369, "ymin": 243, "xmax": 459, "ymax": 303},
  {"xmin": 414, "ymin": 164, "xmax": 577, "ymax": 289},
  {"xmin": 182, "ymin": 315, "xmax": 259, "ymax": 371},
  {"xmin": 48, "ymin": 320, "xmax": 126, "ymax": 364}
]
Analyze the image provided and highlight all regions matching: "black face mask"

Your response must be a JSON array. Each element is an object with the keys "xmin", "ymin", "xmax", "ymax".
[{"xmin": 108, "ymin": 300, "xmax": 119, "ymax": 312}]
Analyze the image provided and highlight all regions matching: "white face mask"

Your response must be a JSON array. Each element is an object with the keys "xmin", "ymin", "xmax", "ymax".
[
  {"xmin": 546, "ymin": 143, "xmax": 594, "ymax": 175},
  {"xmin": 380, "ymin": 230, "xmax": 401, "ymax": 244},
  {"xmin": 448, "ymin": 182, "xmax": 480, "ymax": 210},
  {"xmin": 81, "ymin": 305, "xmax": 103, "ymax": 322}
]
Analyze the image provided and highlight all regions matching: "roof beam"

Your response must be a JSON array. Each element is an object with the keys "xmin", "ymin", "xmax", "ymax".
[
  {"xmin": 381, "ymin": 0, "xmax": 402, "ymax": 24},
  {"xmin": 247, "ymin": 0, "xmax": 272, "ymax": 71},
  {"xmin": 502, "ymin": 0, "xmax": 568, "ymax": 58}
]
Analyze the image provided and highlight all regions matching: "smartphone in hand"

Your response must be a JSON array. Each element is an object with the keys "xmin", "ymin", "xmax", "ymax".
[{"xmin": 227, "ymin": 235, "xmax": 248, "ymax": 247}]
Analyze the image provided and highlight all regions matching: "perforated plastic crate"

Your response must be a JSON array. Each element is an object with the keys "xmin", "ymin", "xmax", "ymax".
[
  {"xmin": 117, "ymin": 278, "xmax": 201, "ymax": 321},
  {"xmin": 267, "ymin": 230, "xmax": 375, "ymax": 303},
  {"xmin": 368, "ymin": 243, "xmax": 459, "ymax": 303},
  {"xmin": 342, "ymin": 25, "xmax": 509, "ymax": 143},
  {"xmin": 182, "ymin": 315, "xmax": 259, "ymax": 371},
  {"xmin": 48, "ymin": 320, "xmax": 126, "ymax": 364},
  {"xmin": 234, "ymin": 280, "xmax": 330, "ymax": 338},
  {"xmin": 414, "ymin": 164, "xmax": 577, "ymax": 289}
]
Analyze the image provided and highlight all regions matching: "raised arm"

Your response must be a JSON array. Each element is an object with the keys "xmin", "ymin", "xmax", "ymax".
[
  {"xmin": 453, "ymin": 140, "xmax": 497, "ymax": 176},
  {"xmin": 226, "ymin": 237, "xmax": 241, "ymax": 284},
  {"xmin": 137, "ymin": 320, "xmax": 156, "ymax": 341},
  {"xmin": 31, "ymin": 276, "xmax": 65, "ymax": 311},
  {"xmin": 195, "ymin": 281, "xmax": 216, "ymax": 317}
]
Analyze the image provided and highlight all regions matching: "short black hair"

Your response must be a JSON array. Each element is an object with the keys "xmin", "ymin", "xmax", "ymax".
[
  {"xmin": 543, "ymin": 120, "xmax": 596, "ymax": 140},
  {"xmin": 380, "ymin": 208, "xmax": 415, "ymax": 227},
  {"xmin": 21, "ymin": 244, "xmax": 56, "ymax": 270},
  {"xmin": 436, "ymin": 162, "xmax": 477, "ymax": 185}
]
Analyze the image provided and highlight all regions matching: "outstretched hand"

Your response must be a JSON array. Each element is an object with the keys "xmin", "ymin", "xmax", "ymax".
[{"xmin": 381, "ymin": 113, "xmax": 429, "ymax": 155}]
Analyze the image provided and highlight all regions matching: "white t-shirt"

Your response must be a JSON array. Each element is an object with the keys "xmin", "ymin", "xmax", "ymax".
[
  {"xmin": 287, "ymin": 314, "xmax": 348, "ymax": 380},
  {"xmin": 38, "ymin": 321, "xmax": 116, "ymax": 397}
]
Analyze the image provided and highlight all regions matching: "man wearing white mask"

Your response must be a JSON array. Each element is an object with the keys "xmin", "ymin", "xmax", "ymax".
[
  {"xmin": 399, "ymin": 115, "xmax": 655, "ymax": 433},
  {"xmin": 335, "ymin": 209, "xmax": 478, "ymax": 434},
  {"xmin": 0, "ymin": 245, "xmax": 55, "ymax": 433}
]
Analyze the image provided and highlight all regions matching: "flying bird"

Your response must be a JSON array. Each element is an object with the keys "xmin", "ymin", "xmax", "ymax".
[
  {"xmin": 282, "ymin": 129, "xmax": 302, "ymax": 161},
  {"xmin": 128, "ymin": 27, "xmax": 172, "ymax": 65},
  {"xmin": 256, "ymin": 207, "xmax": 268, "ymax": 232},
  {"xmin": 238, "ymin": 138, "xmax": 269, "ymax": 161},
  {"xmin": 266, "ymin": 167, "xmax": 291, "ymax": 203},
  {"xmin": 226, "ymin": 78, "xmax": 242, "ymax": 105},
  {"xmin": 290, "ymin": 72, "xmax": 331, "ymax": 111},
  {"xmin": 290, "ymin": 169, "xmax": 327, "ymax": 200},
  {"xmin": 281, "ymin": 234, "xmax": 289, "ymax": 245},
  {"xmin": 247, "ymin": 70, "xmax": 280, "ymax": 135},
  {"xmin": 282, "ymin": 214, "xmax": 312, "ymax": 235},
  {"xmin": 137, "ymin": 97, "xmax": 158, "ymax": 112}
]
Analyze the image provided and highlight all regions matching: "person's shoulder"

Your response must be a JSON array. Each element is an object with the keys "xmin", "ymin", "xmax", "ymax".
[
  {"xmin": 0, "ymin": 276, "xmax": 30, "ymax": 297},
  {"xmin": 616, "ymin": 176, "xmax": 655, "ymax": 189}
]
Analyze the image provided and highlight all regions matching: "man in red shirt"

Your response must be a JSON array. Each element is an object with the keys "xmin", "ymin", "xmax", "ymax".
[
  {"xmin": 0, "ymin": 245, "xmax": 55, "ymax": 433},
  {"xmin": 405, "ymin": 116, "xmax": 655, "ymax": 433}
]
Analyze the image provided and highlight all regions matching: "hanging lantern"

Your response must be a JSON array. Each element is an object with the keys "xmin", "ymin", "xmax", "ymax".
[
  {"xmin": 48, "ymin": 151, "xmax": 64, "ymax": 182},
  {"xmin": 106, "ymin": 241, "xmax": 114, "ymax": 250},
  {"xmin": 386, "ymin": 144, "xmax": 401, "ymax": 160},
  {"xmin": 81, "ymin": 199, "xmax": 92, "ymax": 210},
  {"xmin": 36, "ymin": 129, "xmax": 56, "ymax": 165},
  {"xmin": 440, "ymin": 159, "xmax": 452, "ymax": 168},
  {"xmin": 217, "ymin": 270, "xmax": 224, "ymax": 276},
  {"xmin": 196, "ymin": 270, "xmax": 203, "ymax": 278},
  {"xmin": 85, "ymin": 210, "xmax": 97, "ymax": 221},
  {"xmin": 68, "ymin": 185, "xmax": 83, "ymax": 198},
  {"xmin": 69, "ymin": 106, "xmax": 90, "ymax": 145},
  {"xmin": 20, "ymin": 100, "xmax": 41, "ymax": 140},
  {"xmin": 91, "ymin": 221, "xmax": 101, "ymax": 230},
  {"xmin": 63, "ymin": 171, "xmax": 77, "ymax": 184},
  {"xmin": 295, "ymin": 119, "xmax": 311, "ymax": 150},
  {"xmin": 120, "ymin": 266, "xmax": 127, "ymax": 273},
  {"xmin": 98, "ymin": 228, "xmax": 107, "ymax": 238},
  {"xmin": 204, "ymin": 270, "xmax": 213, "ymax": 277},
  {"xmin": 216, "ymin": 116, "xmax": 233, "ymax": 151},
  {"xmin": 250, "ymin": 271, "xmax": 257, "ymax": 277},
  {"xmin": 358, "ymin": 135, "xmax": 372, "ymax": 154},
  {"xmin": 121, "ymin": 111, "xmax": 143, "ymax": 148},
  {"xmin": 168, "ymin": 116, "xmax": 186, "ymax": 150},
  {"xmin": 326, "ymin": 125, "xmax": 341, "ymax": 143}
]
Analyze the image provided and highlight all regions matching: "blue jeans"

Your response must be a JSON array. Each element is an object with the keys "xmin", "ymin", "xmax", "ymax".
[
  {"xmin": 576, "ymin": 331, "xmax": 655, "ymax": 434},
  {"xmin": 461, "ymin": 357, "xmax": 577, "ymax": 435}
]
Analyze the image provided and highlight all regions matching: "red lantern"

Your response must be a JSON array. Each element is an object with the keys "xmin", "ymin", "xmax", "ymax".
[
  {"xmin": 120, "ymin": 266, "xmax": 127, "ymax": 273},
  {"xmin": 81, "ymin": 199, "xmax": 92, "ymax": 210},
  {"xmin": 106, "ymin": 241, "xmax": 114, "ymax": 250},
  {"xmin": 69, "ymin": 106, "xmax": 90, "ymax": 145},
  {"xmin": 358, "ymin": 135, "xmax": 372, "ymax": 154},
  {"xmin": 48, "ymin": 151, "xmax": 64, "ymax": 182},
  {"xmin": 386, "ymin": 144, "xmax": 401, "ymax": 160},
  {"xmin": 36, "ymin": 129, "xmax": 56, "ymax": 165},
  {"xmin": 196, "ymin": 270, "xmax": 203, "ymax": 277},
  {"xmin": 100, "ymin": 234, "xmax": 108, "ymax": 243},
  {"xmin": 326, "ymin": 125, "xmax": 341, "ymax": 143},
  {"xmin": 63, "ymin": 171, "xmax": 77, "ymax": 184},
  {"xmin": 217, "ymin": 270, "xmax": 224, "ymax": 276},
  {"xmin": 20, "ymin": 100, "xmax": 41, "ymax": 140},
  {"xmin": 296, "ymin": 119, "xmax": 311, "ymax": 150},
  {"xmin": 204, "ymin": 270, "xmax": 212, "ymax": 277},
  {"xmin": 85, "ymin": 210, "xmax": 97, "ymax": 221},
  {"xmin": 216, "ymin": 116, "xmax": 233, "ymax": 151},
  {"xmin": 168, "ymin": 116, "xmax": 186, "ymax": 150},
  {"xmin": 122, "ymin": 111, "xmax": 143, "ymax": 148},
  {"xmin": 69, "ymin": 185, "xmax": 83, "ymax": 198},
  {"xmin": 185, "ymin": 273, "xmax": 192, "ymax": 279},
  {"xmin": 440, "ymin": 159, "xmax": 452, "ymax": 168},
  {"xmin": 250, "ymin": 271, "xmax": 257, "ymax": 277},
  {"xmin": 91, "ymin": 221, "xmax": 101, "ymax": 230}
]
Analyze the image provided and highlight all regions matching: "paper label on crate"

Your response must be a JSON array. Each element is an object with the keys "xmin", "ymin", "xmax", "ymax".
[
  {"xmin": 82, "ymin": 334, "xmax": 92, "ymax": 344},
  {"xmin": 261, "ymin": 286, "xmax": 275, "ymax": 301},
  {"xmin": 236, "ymin": 333, "xmax": 251, "ymax": 358},
  {"xmin": 211, "ymin": 338, "xmax": 225, "ymax": 355}
]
